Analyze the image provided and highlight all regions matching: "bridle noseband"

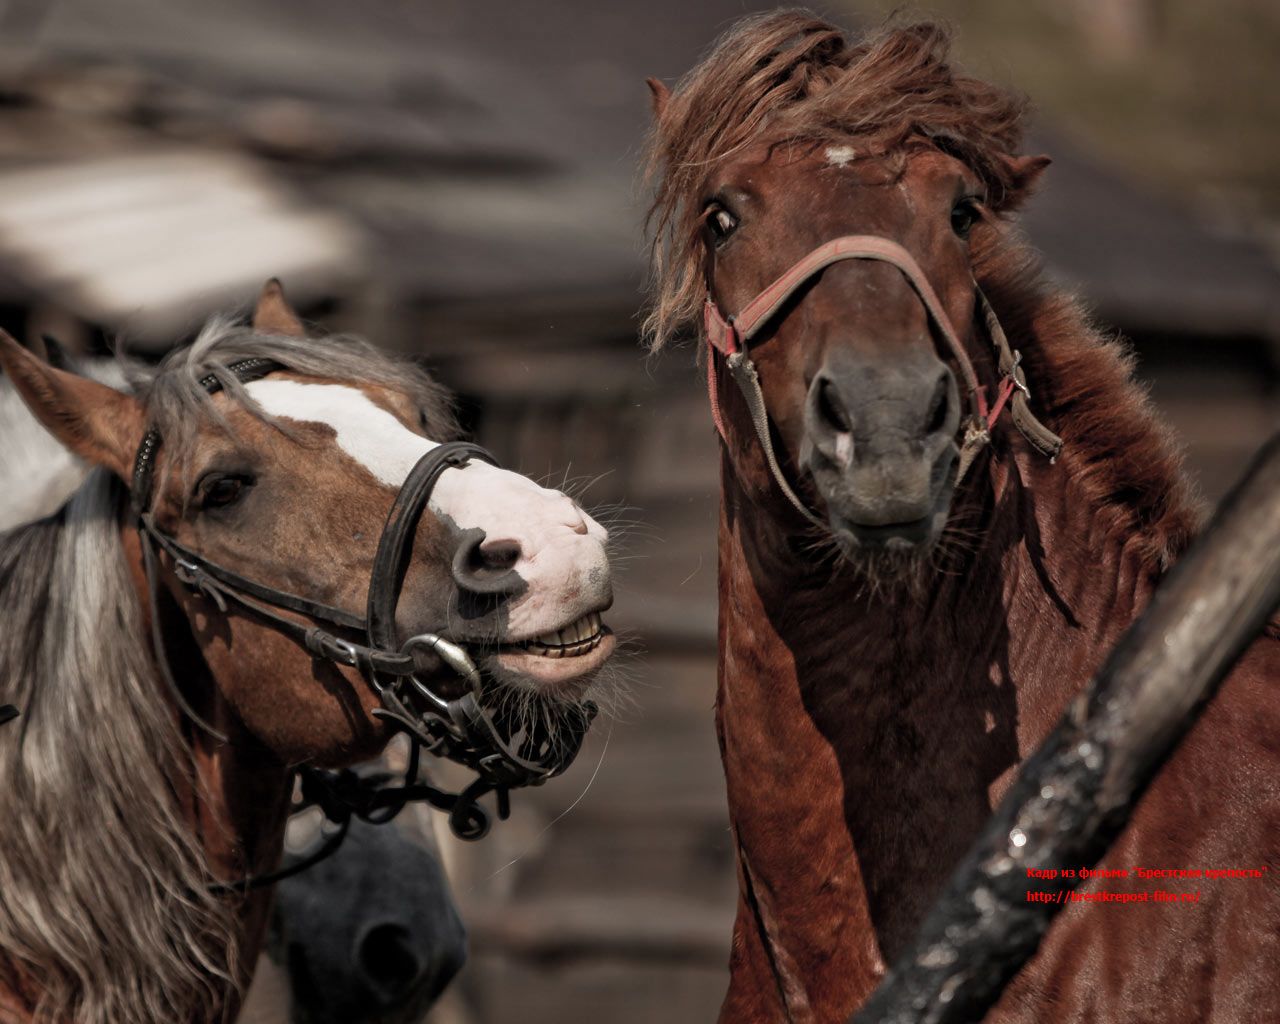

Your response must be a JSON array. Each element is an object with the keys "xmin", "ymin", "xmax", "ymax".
[
  {"xmin": 702, "ymin": 234, "xmax": 1063, "ymax": 527},
  {"xmin": 133, "ymin": 358, "xmax": 596, "ymax": 861}
]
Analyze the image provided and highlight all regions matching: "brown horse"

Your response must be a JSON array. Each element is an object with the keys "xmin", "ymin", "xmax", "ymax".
[
  {"xmin": 0, "ymin": 283, "xmax": 615, "ymax": 1024},
  {"xmin": 645, "ymin": 13, "xmax": 1279, "ymax": 1023}
]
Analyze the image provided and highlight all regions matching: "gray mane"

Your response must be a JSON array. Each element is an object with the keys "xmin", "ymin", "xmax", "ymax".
[
  {"xmin": 0, "ymin": 319, "xmax": 457, "ymax": 1023},
  {"xmin": 135, "ymin": 317, "xmax": 459, "ymax": 478}
]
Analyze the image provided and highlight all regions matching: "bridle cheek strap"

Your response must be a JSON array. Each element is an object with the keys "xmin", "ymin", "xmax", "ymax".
[{"xmin": 702, "ymin": 234, "xmax": 1063, "ymax": 518}]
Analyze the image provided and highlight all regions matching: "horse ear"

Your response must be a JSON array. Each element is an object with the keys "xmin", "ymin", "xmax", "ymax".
[
  {"xmin": 252, "ymin": 278, "xmax": 305, "ymax": 337},
  {"xmin": 0, "ymin": 329, "xmax": 145, "ymax": 480},
  {"xmin": 645, "ymin": 77, "xmax": 671, "ymax": 120},
  {"xmin": 996, "ymin": 154, "xmax": 1051, "ymax": 210}
]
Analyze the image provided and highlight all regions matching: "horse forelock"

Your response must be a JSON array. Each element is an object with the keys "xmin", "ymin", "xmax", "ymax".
[
  {"xmin": 135, "ymin": 318, "xmax": 461, "ymax": 497},
  {"xmin": 643, "ymin": 10, "xmax": 1031, "ymax": 350},
  {"xmin": 0, "ymin": 471, "xmax": 240, "ymax": 1024}
]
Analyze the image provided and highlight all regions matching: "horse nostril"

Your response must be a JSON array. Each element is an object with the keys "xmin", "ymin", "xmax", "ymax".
[
  {"xmin": 452, "ymin": 533, "xmax": 524, "ymax": 596},
  {"xmin": 356, "ymin": 922, "xmax": 423, "ymax": 1005},
  {"xmin": 477, "ymin": 538, "xmax": 520, "ymax": 572},
  {"xmin": 816, "ymin": 377, "xmax": 852, "ymax": 434},
  {"xmin": 925, "ymin": 371, "xmax": 950, "ymax": 437}
]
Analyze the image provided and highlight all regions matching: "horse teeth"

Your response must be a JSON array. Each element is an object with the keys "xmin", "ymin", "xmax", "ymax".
[{"xmin": 514, "ymin": 613, "xmax": 606, "ymax": 657}]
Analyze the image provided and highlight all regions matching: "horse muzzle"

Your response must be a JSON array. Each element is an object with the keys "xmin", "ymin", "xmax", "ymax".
[{"xmin": 804, "ymin": 351, "xmax": 959, "ymax": 551}]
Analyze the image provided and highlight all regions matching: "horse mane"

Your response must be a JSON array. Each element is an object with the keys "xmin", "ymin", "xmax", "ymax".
[
  {"xmin": 644, "ymin": 10, "xmax": 1031, "ymax": 350},
  {"xmin": 0, "ymin": 319, "xmax": 460, "ymax": 1023},
  {"xmin": 0, "ymin": 471, "xmax": 241, "ymax": 1024},
  {"xmin": 972, "ymin": 234, "xmax": 1204, "ymax": 568}
]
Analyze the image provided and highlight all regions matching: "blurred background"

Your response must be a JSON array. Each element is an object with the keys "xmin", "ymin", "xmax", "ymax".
[{"xmin": 0, "ymin": 1, "xmax": 1275, "ymax": 1022}]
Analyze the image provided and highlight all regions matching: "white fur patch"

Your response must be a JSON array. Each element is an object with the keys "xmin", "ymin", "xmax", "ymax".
[
  {"xmin": 247, "ymin": 379, "xmax": 435, "ymax": 487},
  {"xmin": 825, "ymin": 145, "xmax": 857, "ymax": 167}
]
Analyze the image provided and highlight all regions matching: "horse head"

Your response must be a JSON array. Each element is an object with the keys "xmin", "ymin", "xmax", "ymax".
[
  {"xmin": 0, "ymin": 280, "xmax": 616, "ymax": 768},
  {"xmin": 646, "ymin": 17, "xmax": 1055, "ymax": 572}
]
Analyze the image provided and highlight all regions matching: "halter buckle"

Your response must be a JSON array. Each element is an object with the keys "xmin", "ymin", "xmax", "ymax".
[
  {"xmin": 327, "ymin": 637, "xmax": 360, "ymax": 667},
  {"xmin": 173, "ymin": 559, "xmax": 228, "ymax": 612}
]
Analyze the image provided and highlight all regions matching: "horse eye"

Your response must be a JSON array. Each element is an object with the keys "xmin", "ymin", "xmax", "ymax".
[
  {"xmin": 951, "ymin": 199, "xmax": 980, "ymax": 240},
  {"xmin": 198, "ymin": 474, "xmax": 252, "ymax": 510},
  {"xmin": 706, "ymin": 205, "xmax": 738, "ymax": 244}
]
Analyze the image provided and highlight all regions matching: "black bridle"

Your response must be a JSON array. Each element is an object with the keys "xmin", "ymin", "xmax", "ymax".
[{"xmin": 133, "ymin": 358, "xmax": 596, "ymax": 881}]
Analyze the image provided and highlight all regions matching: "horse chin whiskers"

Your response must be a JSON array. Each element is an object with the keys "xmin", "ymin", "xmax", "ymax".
[
  {"xmin": 479, "ymin": 651, "xmax": 632, "ymax": 767},
  {"xmin": 841, "ymin": 546, "xmax": 932, "ymax": 601}
]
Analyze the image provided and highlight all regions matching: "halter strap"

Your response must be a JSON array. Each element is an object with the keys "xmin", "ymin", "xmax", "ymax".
[
  {"xmin": 367, "ymin": 441, "xmax": 497, "ymax": 652},
  {"xmin": 702, "ymin": 233, "xmax": 1063, "ymax": 524},
  {"xmin": 705, "ymin": 235, "xmax": 986, "ymax": 406}
]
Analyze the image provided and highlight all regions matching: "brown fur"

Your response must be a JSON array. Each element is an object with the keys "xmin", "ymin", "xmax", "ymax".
[{"xmin": 646, "ymin": 12, "xmax": 1280, "ymax": 1022}]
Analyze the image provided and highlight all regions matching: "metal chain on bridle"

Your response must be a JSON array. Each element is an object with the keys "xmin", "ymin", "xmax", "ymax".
[
  {"xmin": 702, "ymin": 235, "xmax": 1064, "ymax": 529},
  {"xmin": 133, "ymin": 358, "xmax": 597, "ymax": 891}
]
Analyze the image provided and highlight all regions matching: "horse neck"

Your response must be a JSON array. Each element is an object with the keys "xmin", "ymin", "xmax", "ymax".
[
  {"xmin": 715, "ymin": 394, "xmax": 1188, "ymax": 1007},
  {"xmin": 120, "ymin": 525, "xmax": 294, "ymax": 1007}
]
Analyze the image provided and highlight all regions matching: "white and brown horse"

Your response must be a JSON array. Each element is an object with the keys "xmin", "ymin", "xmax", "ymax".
[{"xmin": 0, "ymin": 283, "xmax": 616, "ymax": 1023}]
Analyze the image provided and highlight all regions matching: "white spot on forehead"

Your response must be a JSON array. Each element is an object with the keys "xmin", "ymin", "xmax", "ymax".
[
  {"xmin": 246, "ymin": 379, "xmax": 436, "ymax": 487},
  {"xmin": 825, "ymin": 145, "xmax": 856, "ymax": 167}
]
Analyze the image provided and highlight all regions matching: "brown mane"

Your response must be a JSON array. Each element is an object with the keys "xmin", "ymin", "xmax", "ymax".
[
  {"xmin": 644, "ymin": 10, "xmax": 1031, "ymax": 349},
  {"xmin": 971, "ymin": 232, "xmax": 1203, "ymax": 571}
]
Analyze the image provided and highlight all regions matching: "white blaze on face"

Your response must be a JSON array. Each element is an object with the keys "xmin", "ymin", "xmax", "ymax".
[
  {"xmin": 246, "ymin": 379, "xmax": 610, "ymax": 635},
  {"xmin": 825, "ymin": 145, "xmax": 857, "ymax": 167}
]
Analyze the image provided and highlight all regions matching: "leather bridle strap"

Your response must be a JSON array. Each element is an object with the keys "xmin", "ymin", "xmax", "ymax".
[
  {"xmin": 138, "ymin": 520, "xmax": 416, "ymax": 678},
  {"xmin": 702, "ymin": 234, "xmax": 1063, "ymax": 524},
  {"xmin": 715, "ymin": 348, "xmax": 828, "ymax": 530},
  {"xmin": 705, "ymin": 236, "xmax": 985, "ymax": 404},
  {"xmin": 975, "ymin": 288, "xmax": 1065, "ymax": 462},
  {"xmin": 367, "ymin": 441, "xmax": 497, "ymax": 653},
  {"xmin": 128, "ymin": 359, "xmax": 583, "ymax": 831}
]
